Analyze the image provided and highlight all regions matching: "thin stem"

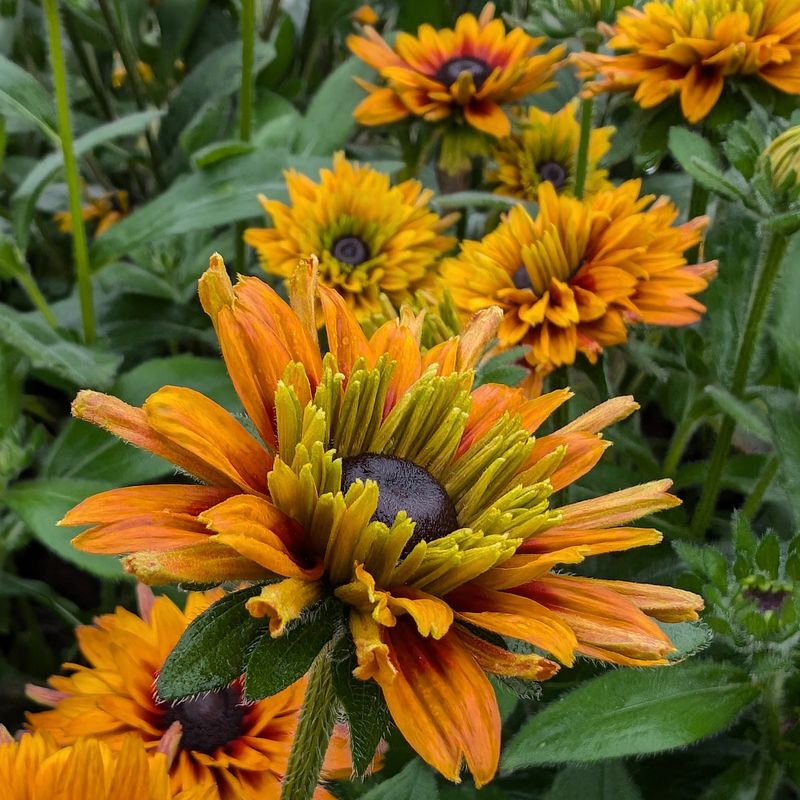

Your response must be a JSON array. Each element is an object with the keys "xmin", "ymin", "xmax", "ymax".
[
  {"xmin": 741, "ymin": 455, "xmax": 780, "ymax": 521},
  {"xmin": 662, "ymin": 412, "xmax": 699, "ymax": 477},
  {"xmin": 97, "ymin": 0, "xmax": 164, "ymax": 187},
  {"xmin": 690, "ymin": 231, "xmax": 789, "ymax": 538},
  {"xmin": 16, "ymin": 270, "xmax": 59, "ymax": 330},
  {"xmin": 755, "ymin": 669, "xmax": 786, "ymax": 800},
  {"xmin": 573, "ymin": 96, "xmax": 594, "ymax": 200},
  {"xmin": 686, "ymin": 180, "xmax": 710, "ymax": 263},
  {"xmin": 43, "ymin": 0, "xmax": 95, "ymax": 344},
  {"xmin": 235, "ymin": 0, "xmax": 256, "ymax": 274},
  {"xmin": 280, "ymin": 645, "xmax": 338, "ymax": 800}
]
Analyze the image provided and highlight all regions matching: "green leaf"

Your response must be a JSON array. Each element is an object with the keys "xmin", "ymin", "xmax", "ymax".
[
  {"xmin": 360, "ymin": 759, "xmax": 439, "ymax": 800},
  {"xmin": 244, "ymin": 597, "xmax": 340, "ymax": 701},
  {"xmin": 191, "ymin": 139, "xmax": 255, "ymax": 169},
  {"xmin": 704, "ymin": 385, "xmax": 770, "ymax": 441},
  {"xmin": 431, "ymin": 191, "xmax": 521, "ymax": 210},
  {"xmin": 331, "ymin": 636, "xmax": 391, "ymax": 776},
  {"xmin": 0, "ymin": 304, "xmax": 121, "ymax": 388},
  {"xmin": 157, "ymin": 585, "xmax": 265, "ymax": 700},
  {"xmin": 0, "ymin": 53, "xmax": 57, "ymax": 141},
  {"xmin": 12, "ymin": 110, "xmax": 162, "ymax": 249},
  {"xmin": 295, "ymin": 57, "xmax": 374, "ymax": 155},
  {"xmin": 502, "ymin": 662, "xmax": 758, "ymax": 768},
  {"xmin": 544, "ymin": 762, "xmax": 643, "ymax": 800},
  {"xmin": 658, "ymin": 621, "xmax": 714, "ymax": 661},
  {"xmin": 2, "ymin": 478, "xmax": 124, "ymax": 579}
]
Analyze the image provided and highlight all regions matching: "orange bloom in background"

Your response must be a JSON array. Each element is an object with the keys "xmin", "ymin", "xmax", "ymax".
[
  {"xmin": 347, "ymin": 3, "xmax": 564, "ymax": 137},
  {"xmin": 351, "ymin": 4, "xmax": 379, "ymax": 27},
  {"xmin": 61, "ymin": 253, "xmax": 702, "ymax": 786},
  {"xmin": 0, "ymin": 730, "xmax": 213, "ymax": 800},
  {"xmin": 55, "ymin": 189, "xmax": 130, "ymax": 237},
  {"xmin": 27, "ymin": 588, "xmax": 354, "ymax": 800},
  {"xmin": 443, "ymin": 181, "xmax": 717, "ymax": 375},
  {"xmin": 245, "ymin": 153, "xmax": 457, "ymax": 320},
  {"xmin": 577, "ymin": 0, "xmax": 800, "ymax": 123}
]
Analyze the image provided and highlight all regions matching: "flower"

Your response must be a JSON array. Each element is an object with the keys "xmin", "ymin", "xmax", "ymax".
[
  {"xmin": 62, "ymin": 252, "xmax": 703, "ymax": 786},
  {"xmin": 27, "ymin": 588, "xmax": 354, "ymax": 800},
  {"xmin": 244, "ymin": 153, "xmax": 457, "ymax": 320},
  {"xmin": 351, "ymin": 4, "xmax": 379, "ymax": 26},
  {"xmin": 576, "ymin": 0, "xmax": 800, "ymax": 124},
  {"xmin": 347, "ymin": 3, "xmax": 564, "ymax": 138},
  {"xmin": 112, "ymin": 52, "xmax": 155, "ymax": 89},
  {"xmin": 442, "ymin": 181, "xmax": 717, "ymax": 375},
  {"xmin": 55, "ymin": 189, "xmax": 130, "ymax": 237},
  {"xmin": 764, "ymin": 125, "xmax": 800, "ymax": 189},
  {"xmin": 488, "ymin": 100, "xmax": 614, "ymax": 199},
  {"xmin": 0, "ymin": 729, "xmax": 213, "ymax": 800}
]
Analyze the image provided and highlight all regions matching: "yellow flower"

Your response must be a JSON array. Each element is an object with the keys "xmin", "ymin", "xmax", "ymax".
[
  {"xmin": 576, "ymin": 0, "xmax": 800, "ymax": 124},
  {"xmin": 27, "ymin": 589, "xmax": 355, "ymax": 800},
  {"xmin": 63, "ymin": 253, "xmax": 702, "ymax": 787},
  {"xmin": 352, "ymin": 4, "xmax": 379, "ymax": 26},
  {"xmin": 55, "ymin": 189, "xmax": 130, "ymax": 237},
  {"xmin": 244, "ymin": 153, "xmax": 457, "ymax": 320},
  {"xmin": 764, "ymin": 125, "xmax": 800, "ymax": 188},
  {"xmin": 488, "ymin": 100, "xmax": 614, "ymax": 199},
  {"xmin": 347, "ymin": 3, "xmax": 564, "ymax": 138},
  {"xmin": 112, "ymin": 53, "xmax": 155, "ymax": 89},
  {"xmin": 443, "ymin": 181, "xmax": 718, "ymax": 374},
  {"xmin": 0, "ymin": 730, "xmax": 213, "ymax": 800}
]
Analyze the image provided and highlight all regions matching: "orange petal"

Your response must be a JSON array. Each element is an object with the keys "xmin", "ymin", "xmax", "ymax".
[
  {"xmin": 72, "ymin": 513, "xmax": 209, "ymax": 555},
  {"xmin": 388, "ymin": 586, "xmax": 454, "ymax": 639},
  {"xmin": 318, "ymin": 284, "xmax": 373, "ymax": 375},
  {"xmin": 349, "ymin": 609, "xmax": 397, "ymax": 684},
  {"xmin": 454, "ymin": 625, "xmax": 559, "ymax": 681},
  {"xmin": 474, "ymin": 547, "xmax": 590, "ymax": 590},
  {"xmin": 368, "ymin": 321, "xmax": 423, "ymax": 410},
  {"xmin": 557, "ymin": 395, "xmax": 639, "ymax": 435},
  {"xmin": 521, "ymin": 526, "xmax": 663, "ymax": 556},
  {"xmin": 378, "ymin": 620, "xmax": 500, "ymax": 787},
  {"xmin": 457, "ymin": 307, "xmax": 503, "ymax": 370},
  {"xmin": 463, "ymin": 100, "xmax": 510, "ymax": 137},
  {"xmin": 246, "ymin": 578, "xmax": 325, "ymax": 636},
  {"xmin": 575, "ymin": 577, "xmax": 704, "ymax": 622},
  {"xmin": 680, "ymin": 65, "xmax": 724, "ymax": 123}
]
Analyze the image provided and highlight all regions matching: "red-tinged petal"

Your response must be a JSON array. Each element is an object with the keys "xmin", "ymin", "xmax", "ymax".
[
  {"xmin": 680, "ymin": 65, "xmax": 724, "ymax": 123},
  {"xmin": 557, "ymin": 395, "xmax": 639, "ymax": 435},
  {"xmin": 377, "ymin": 620, "xmax": 500, "ymax": 787},
  {"xmin": 318, "ymin": 284, "xmax": 374, "ymax": 375},
  {"xmin": 72, "ymin": 514, "xmax": 209, "ymax": 555},
  {"xmin": 143, "ymin": 386, "xmax": 272, "ymax": 495},
  {"xmin": 463, "ymin": 100, "xmax": 511, "ymax": 137},
  {"xmin": 368, "ymin": 320, "xmax": 423, "ymax": 410},
  {"xmin": 353, "ymin": 87, "xmax": 411, "ymax": 125},
  {"xmin": 199, "ymin": 495, "xmax": 323, "ymax": 580},
  {"xmin": 521, "ymin": 526, "xmax": 663, "ymax": 556},
  {"xmin": 447, "ymin": 585, "xmax": 577, "ymax": 665},
  {"xmin": 453, "ymin": 625, "xmax": 559, "ymax": 681},
  {"xmin": 475, "ymin": 547, "xmax": 590, "ymax": 591},
  {"xmin": 60, "ymin": 485, "xmax": 235, "ymax": 526},
  {"xmin": 123, "ymin": 542, "xmax": 271, "ymax": 585},
  {"xmin": 526, "ymin": 431, "xmax": 610, "ymax": 491}
]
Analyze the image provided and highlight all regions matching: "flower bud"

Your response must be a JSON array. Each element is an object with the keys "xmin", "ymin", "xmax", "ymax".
[{"xmin": 765, "ymin": 125, "xmax": 800, "ymax": 189}]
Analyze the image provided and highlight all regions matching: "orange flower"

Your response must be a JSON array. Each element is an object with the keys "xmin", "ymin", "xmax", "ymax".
[
  {"xmin": 27, "ymin": 588, "xmax": 355, "ymax": 800},
  {"xmin": 55, "ymin": 189, "xmax": 130, "ymax": 237},
  {"xmin": 62, "ymin": 253, "xmax": 702, "ymax": 786},
  {"xmin": 443, "ymin": 181, "xmax": 717, "ymax": 374},
  {"xmin": 347, "ymin": 3, "xmax": 564, "ymax": 137},
  {"xmin": 576, "ymin": 0, "xmax": 800, "ymax": 123}
]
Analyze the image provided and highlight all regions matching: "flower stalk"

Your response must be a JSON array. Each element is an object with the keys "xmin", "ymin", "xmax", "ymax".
[
  {"xmin": 573, "ymin": 95, "xmax": 594, "ymax": 200},
  {"xmin": 235, "ymin": 0, "xmax": 256, "ymax": 273},
  {"xmin": 279, "ymin": 643, "xmax": 338, "ymax": 800},
  {"xmin": 691, "ymin": 230, "xmax": 789, "ymax": 537},
  {"xmin": 43, "ymin": 0, "xmax": 95, "ymax": 344}
]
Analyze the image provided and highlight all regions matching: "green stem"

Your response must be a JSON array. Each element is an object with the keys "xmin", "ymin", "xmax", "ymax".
[
  {"xmin": 279, "ymin": 645, "xmax": 338, "ymax": 800},
  {"xmin": 686, "ymin": 180, "xmax": 710, "ymax": 263},
  {"xmin": 662, "ymin": 411, "xmax": 698, "ymax": 478},
  {"xmin": 690, "ymin": 231, "xmax": 789, "ymax": 538},
  {"xmin": 741, "ymin": 455, "xmax": 780, "ymax": 521},
  {"xmin": 43, "ymin": 0, "xmax": 95, "ymax": 344},
  {"xmin": 16, "ymin": 270, "xmax": 58, "ymax": 330},
  {"xmin": 755, "ymin": 670, "xmax": 786, "ymax": 800},
  {"xmin": 235, "ymin": 0, "xmax": 256, "ymax": 274},
  {"xmin": 573, "ymin": 96, "xmax": 594, "ymax": 200}
]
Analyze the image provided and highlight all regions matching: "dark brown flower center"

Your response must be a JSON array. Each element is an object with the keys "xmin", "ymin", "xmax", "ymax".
[
  {"xmin": 435, "ymin": 56, "xmax": 491, "ymax": 90},
  {"xmin": 341, "ymin": 453, "xmax": 459, "ymax": 552},
  {"xmin": 537, "ymin": 161, "xmax": 568, "ymax": 190},
  {"xmin": 162, "ymin": 685, "xmax": 245, "ymax": 754},
  {"xmin": 333, "ymin": 236, "xmax": 370, "ymax": 266},
  {"xmin": 512, "ymin": 265, "xmax": 533, "ymax": 291},
  {"xmin": 744, "ymin": 586, "xmax": 790, "ymax": 613}
]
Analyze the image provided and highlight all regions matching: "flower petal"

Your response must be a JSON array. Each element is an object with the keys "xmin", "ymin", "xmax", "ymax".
[{"xmin": 246, "ymin": 578, "xmax": 325, "ymax": 636}]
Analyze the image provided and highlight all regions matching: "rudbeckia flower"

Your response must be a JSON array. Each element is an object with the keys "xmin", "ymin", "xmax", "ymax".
[
  {"xmin": 347, "ymin": 3, "xmax": 564, "ymax": 138},
  {"xmin": 27, "ymin": 588, "xmax": 354, "ymax": 799},
  {"xmin": 0, "ymin": 730, "xmax": 213, "ymax": 800},
  {"xmin": 244, "ymin": 153, "xmax": 457, "ymax": 320},
  {"xmin": 576, "ymin": 0, "xmax": 800, "ymax": 124},
  {"xmin": 55, "ymin": 189, "xmax": 130, "ymax": 237},
  {"xmin": 488, "ymin": 100, "xmax": 614, "ymax": 199},
  {"xmin": 62, "ymin": 253, "xmax": 703, "ymax": 786},
  {"xmin": 443, "ymin": 181, "xmax": 717, "ymax": 375}
]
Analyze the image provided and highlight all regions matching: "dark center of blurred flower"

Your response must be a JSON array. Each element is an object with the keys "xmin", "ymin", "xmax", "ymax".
[
  {"xmin": 341, "ymin": 453, "xmax": 459, "ymax": 553},
  {"xmin": 512, "ymin": 265, "xmax": 533, "ymax": 291},
  {"xmin": 744, "ymin": 586, "xmax": 791, "ymax": 613},
  {"xmin": 162, "ymin": 685, "xmax": 245, "ymax": 754},
  {"xmin": 333, "ymin": 236, "xmax": 370, "ymax": 266},
  {"xmin": 435, "ymin": 56, "xmax": 491, "ymax": 89},
  {"xmin": 537, "ymin": 161, "xmax": 568, "ymax": 190}
]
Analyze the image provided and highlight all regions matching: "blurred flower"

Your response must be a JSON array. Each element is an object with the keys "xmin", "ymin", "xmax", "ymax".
[
  {"xmin": 347, "ymin": 3, "xmax": 563, "ymax": 138},
  {"xmin": 764, "ymin": 125, "xmax": 800, "ymax": 190},
  {"xmin": 576, "ymin": 0, "xmax": 800, "ymax": 124},
  {"xmin": 63, "ymin": 253, "xmax": 702, "ymax": 786},
  {"xmin": 27, "ymin": 589, "xmax": 354, "ymax": 799},
  {"xmin": 244, "ymin": 153, "xmax": 457, "ymax": 319},
  {"xmin": 0, "ymin": 730, "xmax": 213, "ymax": 800},
  {"xmin": 488, "ymin": 100, "xmax": 614, "ymax": 199},
  {"xmin": 351, "ymin": 4, "xmax": 379, "ymax": 26},
  {"xmin": 443, "ymin": 181, "xmax": 717, "ymax": 375},
  {"xmin": 513, "ymin": 0, "xmax": 632, "ymax": 41},
  {"xmin": 111, "ymin": 52, "xmax": 155, "ymax": 89},
  {"xmin": 55, "ymin": 189, "xmax": 130, "ymax": 237}
]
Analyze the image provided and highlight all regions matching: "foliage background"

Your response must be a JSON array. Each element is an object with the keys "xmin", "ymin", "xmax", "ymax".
[{"xmin": 1, "ymin": 1, "xmax": 799, "ymax": 798}]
